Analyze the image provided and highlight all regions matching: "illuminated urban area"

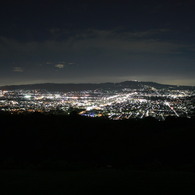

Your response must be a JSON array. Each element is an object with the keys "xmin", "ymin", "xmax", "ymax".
[{"xmin": 0, "ymin": 84, "xmax": 194, "ymax": 120}]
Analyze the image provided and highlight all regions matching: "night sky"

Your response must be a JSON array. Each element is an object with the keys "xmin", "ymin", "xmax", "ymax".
[{"xmin": 0, "ymin": 0, "xmax": 195, "ymax": 86}]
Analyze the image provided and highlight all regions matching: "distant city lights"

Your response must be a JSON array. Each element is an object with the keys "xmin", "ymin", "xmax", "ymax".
[{"xmin": 0, "ymin": 86, "xmax": 194, "ymax": 120}]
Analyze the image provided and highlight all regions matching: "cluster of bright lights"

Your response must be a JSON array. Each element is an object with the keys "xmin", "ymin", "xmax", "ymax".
[{"xmin": 0, "ymin": 87, "xmax": 194, "ymax": 120}]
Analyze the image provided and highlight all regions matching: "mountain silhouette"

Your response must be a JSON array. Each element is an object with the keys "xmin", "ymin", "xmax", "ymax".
[{"xmin": 0, "ymin": 81, "xmax": 194, "ymax": 92}]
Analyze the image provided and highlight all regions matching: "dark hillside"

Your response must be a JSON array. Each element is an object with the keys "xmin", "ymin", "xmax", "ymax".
[{"xmin": 0, "ymin": 113, "xmax": 194, "ymax": 171}]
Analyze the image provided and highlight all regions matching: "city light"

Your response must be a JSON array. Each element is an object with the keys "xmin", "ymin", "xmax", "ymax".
[{"xmin": 0, "ymin": 86, "xmax": 194, "ymax": 120}]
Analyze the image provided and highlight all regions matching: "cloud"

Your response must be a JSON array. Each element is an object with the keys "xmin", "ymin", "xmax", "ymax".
[
  {"xmin": 0, "ymin": 29, "xmax": 192, "ymax": 59},
  {"xmin": 12, "ymin": 67, "xmax": 24, "ymax": 72},
  {"xmin": 53, "ymin": 62, "xmax": 76, "ymax": 68},
  {"xmin": 55, "ymin": 29, "xmax": 191, "ymax": 55},
  {"xmin": 55, "ymin": 64, "xmax": 64, "ymax": 69},
  {"xmin": 1, "ymin": 28, "xmax": 195, "ymax": 85}
]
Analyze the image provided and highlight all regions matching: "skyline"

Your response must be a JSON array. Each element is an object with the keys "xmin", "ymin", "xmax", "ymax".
[{"xmin": 0, "ymin": 0, "xmax": 195, "ymax": 86}]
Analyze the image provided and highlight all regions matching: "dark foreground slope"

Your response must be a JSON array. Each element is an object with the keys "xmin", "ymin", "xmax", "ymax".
[
  {"xmin": 0, "ymin": 113, "xmax": 194, "ymax": 171},
  {"xmin": 0, "ymin": 113, "xmax": 195, "ymax": 195},
  {"xmin": 0, "ymin": 169, "xmax": 194, "ymax": 195}
]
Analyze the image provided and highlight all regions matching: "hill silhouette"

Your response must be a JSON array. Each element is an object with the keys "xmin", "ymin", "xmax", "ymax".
[{"xmin": 0, "ymin": 81, "xmax": 194, "ymax": 92}]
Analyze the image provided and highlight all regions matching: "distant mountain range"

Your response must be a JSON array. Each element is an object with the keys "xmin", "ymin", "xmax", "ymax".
[{"xmin": 0, "ymin": 81, "xmax": 194, "ymax": 92}]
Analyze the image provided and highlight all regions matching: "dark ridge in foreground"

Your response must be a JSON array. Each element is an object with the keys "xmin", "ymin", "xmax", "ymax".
[
  {"xmin": 0, "ymin": 112, "xmax": 195, "ymax": 171},
  {"xmin": 0, "ymin": 81, "xmax": 194, "ymax": 92}
]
